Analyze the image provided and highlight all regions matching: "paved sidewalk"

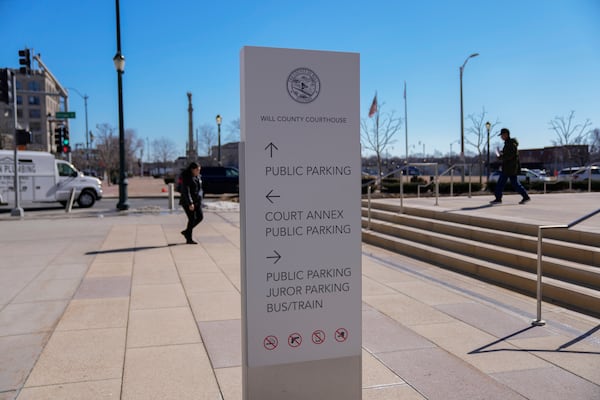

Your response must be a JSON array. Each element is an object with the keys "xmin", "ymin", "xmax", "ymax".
[{"xmin": 0, "ymin": 192, "xmax": 599, "ymax": 399}]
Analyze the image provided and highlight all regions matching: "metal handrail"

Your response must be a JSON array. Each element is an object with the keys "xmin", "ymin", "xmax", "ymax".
[
  {"xmin": 532, "ymin": 208, "xmax": 600, "ymax": 326},
  {"xmin": 363, "ymin": 162, "xmax": 476, "ymax": 215},
  {"xmin": 438, "ymin": 163, "xmax": 474, "ymax": 198}
]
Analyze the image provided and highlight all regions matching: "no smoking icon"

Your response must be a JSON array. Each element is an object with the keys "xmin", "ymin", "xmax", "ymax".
[
  {"xmin": 264, "ymin": 335, "xmax": 278, "ymax": 350},
  {"xmin": 311, "ymin": 329, "xmax": 326, "ymax": 344}
]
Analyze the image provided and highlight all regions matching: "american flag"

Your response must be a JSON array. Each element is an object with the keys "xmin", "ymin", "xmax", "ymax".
[{"xmin": 368, "ymin": 93, "xmax": 378, "ymax": 118}]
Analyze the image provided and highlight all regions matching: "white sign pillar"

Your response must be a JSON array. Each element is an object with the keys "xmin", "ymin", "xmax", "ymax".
[{"xmin": 240, "ymin": 46, "xmax": 361, "ymax": 399}]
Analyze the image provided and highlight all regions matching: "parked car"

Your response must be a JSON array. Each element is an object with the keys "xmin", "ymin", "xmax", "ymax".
[
  {"xmin": 571, "ymin": 166, "xmax": 600, "ymax": 182},
  {"xmin": 397, "ymin": 166, "xmax": 420, "ymax": 176},
  {"xmin": 175, "ymin": 166, "xmax": 239, "ymax": 195},
  {"xmin": 557, "ymin": 167, "xmax": 583, "ymax": 181},
  {"xmin": 201, "ymin": 166, "xmax": 239, "ymax": 194},
  {"xmin": 489, "ymin": 168, "xmax": 551, "ymax": 183}
]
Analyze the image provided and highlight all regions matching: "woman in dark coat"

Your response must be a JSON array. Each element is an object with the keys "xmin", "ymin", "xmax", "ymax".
[{"xmin": 179, "ymin": 162, "xmax": 203, "ymax": 244}]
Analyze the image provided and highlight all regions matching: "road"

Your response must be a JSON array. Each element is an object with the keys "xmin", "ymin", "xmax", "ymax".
[{"xmin": 0, "ymin": 196, "xmax": 239, "ymax": 218}]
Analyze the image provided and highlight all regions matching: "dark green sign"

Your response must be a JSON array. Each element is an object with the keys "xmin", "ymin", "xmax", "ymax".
[{"xmin": 55, "ymin": 111, "xmax": 76, "ymax": 119}]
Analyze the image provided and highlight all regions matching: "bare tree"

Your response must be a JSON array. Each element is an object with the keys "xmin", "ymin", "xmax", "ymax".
[
  {"xmin": 549, "ymin": 110, "xmax": 592, "ymax": 146},
  {"xmin": 226, "ymin": 117, "xmax": 240, "ymax": 143},
  {"xmin": 199, "ymin": 123, "xmax": 216, "ymax": 157},
  {"xmin": 466, "ymin": 108, "xmax": 500, "ymax": 183},
  {"xmin": 151, "ymin": 137, "xmax": 178, "ymax": 171},
  {"xmin": 95, "ymin": 123, "xmax": 118, "ymax": 183},
  {"xmin": 125, "ymin": 128, "xmax": 145, "ymax": 175},
  {"xmin": 360, "ymin": 102, "xmax": 402, "ymax": 182}
]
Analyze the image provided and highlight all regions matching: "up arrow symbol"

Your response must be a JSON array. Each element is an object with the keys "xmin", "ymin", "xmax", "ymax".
[{"xmin": 265, "ymin": 142, "xmax": 279, "ymax": 158}]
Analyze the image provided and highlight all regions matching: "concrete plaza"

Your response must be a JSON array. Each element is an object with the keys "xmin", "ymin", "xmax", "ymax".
[{"xmin": 0, "ymin": 179, "xmax": 599, "ymax": 399}]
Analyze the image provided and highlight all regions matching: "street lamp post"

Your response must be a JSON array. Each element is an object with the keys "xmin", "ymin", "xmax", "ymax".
[
  {"xmin": 459, "ymin": 52, "xmax": 479, "ymax": 181},
  {"xmin": 114, "ymin": 0, "xmax": 128, "ymax": 211},
  {"xmin": 485, "ymin": 121, "xmax": 491, "ymax": 180},
  {"xmin": 68, "ymin": 87, "xmax": 89, "ymax": 168},
  {"xmin": 216, "ymin": 114, "xmax": 222, "ymax": 165}
]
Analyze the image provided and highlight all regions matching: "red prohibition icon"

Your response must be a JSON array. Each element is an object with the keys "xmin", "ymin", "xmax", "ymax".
[
  {"xmin": 335, "ymin": 328, "xmax": 348, "ymax": 342},
  {"xmin": 264, "ymin": 335, "xmax": 278, "ymax": 350},
  {"xmin": 312, "ymin": 329, "xmax": 326, "ymax": 344},
  {"xmin": 288, "ymin": 332, "xmax": 302, "ymax": 348}
]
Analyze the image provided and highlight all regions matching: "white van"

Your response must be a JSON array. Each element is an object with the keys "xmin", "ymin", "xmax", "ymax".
[{"xmin": 0, "ymin": 150, "xmax": 103, "ymax": 208}]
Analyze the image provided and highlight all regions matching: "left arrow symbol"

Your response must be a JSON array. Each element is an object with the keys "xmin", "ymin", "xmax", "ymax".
[
  {"xmin": 266, "ymin": 189, "xmax": 281, "ymax": 204},
  {"xmin": 266, "ymin": 250, "xmax": 281, "ymax": 264}
]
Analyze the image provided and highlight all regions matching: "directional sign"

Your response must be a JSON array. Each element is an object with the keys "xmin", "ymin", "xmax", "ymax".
[
  {"xmin": 55, "ymin": 111, "xmax": 76, "ymax": 119},
  {"xmin": 240, "ymin": 46, "xmax": 361, "ymax": 371}
]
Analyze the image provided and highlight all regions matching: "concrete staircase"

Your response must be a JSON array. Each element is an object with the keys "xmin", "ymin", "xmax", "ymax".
[{"xmin": 361, "ymin": 199, "xmax": 600, "ymax": 318}]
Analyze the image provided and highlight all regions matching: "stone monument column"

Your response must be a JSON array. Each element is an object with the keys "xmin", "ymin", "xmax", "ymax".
[{"xmin": 187, "ymin": 92, "xmax": 195, "ymax": 162}]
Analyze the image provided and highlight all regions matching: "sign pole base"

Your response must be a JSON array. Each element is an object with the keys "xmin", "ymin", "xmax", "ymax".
[{"xmin": 244, "ymin": 356, "xmax": 361, "ymax": 400}]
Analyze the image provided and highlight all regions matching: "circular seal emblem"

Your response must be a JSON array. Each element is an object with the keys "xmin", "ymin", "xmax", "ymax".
[{"xmin": 287, "ymin": 67, "xmax": 320, "ymax": 103}]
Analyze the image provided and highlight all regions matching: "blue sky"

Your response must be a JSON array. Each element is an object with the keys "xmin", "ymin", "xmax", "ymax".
[{"xmin": 2, "ymin": 0, "xmax": 599, "ymax": 160}]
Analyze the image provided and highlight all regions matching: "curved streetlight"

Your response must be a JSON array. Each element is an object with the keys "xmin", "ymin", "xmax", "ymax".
[
  {"xmin": 216, "ymin": 114, "xmax": 222, "ymax": 165},
  {"xmin": 67, "ymin": 87, "xmax": 89, "ymax": 168},
  {"xmin": 459, "ymin": 52, "xmax": 479, "ymax": 181},
  {"xmin": 114, "ymin": 0, "xmax": 128, "ymax": 211}
]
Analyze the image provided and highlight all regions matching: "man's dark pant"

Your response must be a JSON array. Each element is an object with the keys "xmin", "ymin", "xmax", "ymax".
[{"xmin": 494, "ymin": 173, "xmax": 528, "ymax": 200}]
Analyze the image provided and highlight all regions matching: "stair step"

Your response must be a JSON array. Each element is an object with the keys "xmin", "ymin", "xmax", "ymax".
[
  {"xmin": 362, "ymin": 228, "xmax": 600, "ymax": 318},
  {"xmin": 362, "ymin": 217, "xmax": 600, "ymax": 290},
  {"xmin": 363, "ymin": 207, "xmax": 600, "ymax": 267},
  {"xmin": 362, "ymin": 200, "xmax": 600, "ymax": 248}
]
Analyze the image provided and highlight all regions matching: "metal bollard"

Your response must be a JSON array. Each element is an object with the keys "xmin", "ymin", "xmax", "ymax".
[
  {"xmin": 66, "ymin": 187, "xmax": 76, "ymax": 213},
  {"xmin": 168, "ymin": 183, "xmax": 175, "ymax": 210}
]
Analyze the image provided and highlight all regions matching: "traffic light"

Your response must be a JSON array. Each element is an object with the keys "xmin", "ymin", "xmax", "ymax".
[
  {"xmin": 0, "ymin": 68, "xmax": 12, "ymax": 104},
  {"xmin": 54, "ymin": 126, "xmax": 64, "ymax": 153},
  {"xmin": 62, "ymin": 127, "xmax": 71, "ymax": 153},
  {"xmin": 16, "ymin": 129, "xmax": 32, "ymax": 145},
  {"xmin": 18, "ymin": 49, "xmax": 31, "ymax": 74}
]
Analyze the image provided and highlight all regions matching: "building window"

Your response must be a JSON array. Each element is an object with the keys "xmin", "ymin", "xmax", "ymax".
[
  {"xmin": 28, "ymin": 96, "xmax": 40, "ymax": 105},
  {"xmin": 16, "ymin": 96, "xmax": 22, "ymax": 105},
  {"xmin": 29, "ymin": 109, "xmax": 42, "ymax": 118},
  {"xmin": 16, "ymin": 109, "xmax": 23, "ymax": 118},
  {"xmin": 29, "ymin": 122, "xmax": 41, "ymax": 131},
  {"xmin": 28, "ymin": 81, "xmax": 41, "ymax": 91}
]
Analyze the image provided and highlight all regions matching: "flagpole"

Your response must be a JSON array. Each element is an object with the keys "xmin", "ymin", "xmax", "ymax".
[{"xmin": 404, "ymin": 81, "xmax": 408, "ymax": 164}]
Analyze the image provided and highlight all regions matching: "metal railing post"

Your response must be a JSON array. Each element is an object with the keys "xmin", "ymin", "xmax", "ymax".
[
  {"xmin": 367, "ymin": 186, "xmax": 372, "ymax": 230},
  {"xmin": 399, "ymin": 172, "xmax": 404, "ymax": 213},
  {"xmin": 450, "ymin": 167, "xmax": 454, "ymax": 197},
  {"xmin": 533, "ymin": 224, "xmax": 566, "ymax": 326},
  {"xmin": 532, "ymin": 207, "xmax": 599, "ymax": 326},
  {"xmin": 533, "ymin": 226, "xmax": 546, "ymax": 326},
  {"xmin": 434, "ymin": 163, "xmax": 439, "ymax": 206},
  {"xmin": 468, "ymin": 164, "xmax": 472, "ymax": 198}
]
